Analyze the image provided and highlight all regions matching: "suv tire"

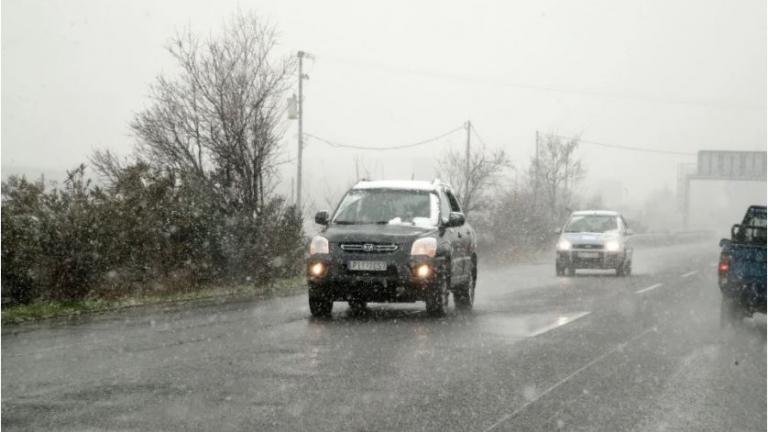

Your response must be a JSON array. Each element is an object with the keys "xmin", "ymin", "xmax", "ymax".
[
  {"xmin": 426, "ymin": 275, "xmax": 449, "ymax": 317},
  {"xmin": 348, "ymin": 299, "xmax": 367, "ymax": 315},
  {"xmin": 309, "ymin": 291, "xmax": 333, "ymax": 317},
  {"xmin": 454, "ymin": 267, "xmax": 476, "ymax": 311}
]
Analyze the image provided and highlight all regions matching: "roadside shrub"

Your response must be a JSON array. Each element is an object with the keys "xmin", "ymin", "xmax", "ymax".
[{"xmin": 1, "ymin": 164, "xmax": 305, "ymax": 305}]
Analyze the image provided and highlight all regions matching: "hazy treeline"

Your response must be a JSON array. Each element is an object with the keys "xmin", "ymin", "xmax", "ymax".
[{"xmin": 442, "ymin": 133, "xmax": 592, "ymax": 257}]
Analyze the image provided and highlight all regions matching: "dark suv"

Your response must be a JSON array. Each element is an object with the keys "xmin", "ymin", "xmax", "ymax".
[{"xmin": 306, "ymin": 180, "xmax": 477, "ymax": 317}]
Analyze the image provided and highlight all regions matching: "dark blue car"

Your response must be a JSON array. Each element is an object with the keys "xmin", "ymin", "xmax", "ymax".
[{"xmin": 718, "ymin": 205, "xmax": 767, "ymax": 326}]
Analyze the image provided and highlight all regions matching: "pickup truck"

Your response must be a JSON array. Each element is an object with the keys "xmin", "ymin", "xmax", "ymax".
[{"xmin": 718, "ymin": 205, "xmax": 767, "ymax": 327}]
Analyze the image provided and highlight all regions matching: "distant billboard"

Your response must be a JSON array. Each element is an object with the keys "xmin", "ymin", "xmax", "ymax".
[{"xmin": 696, "ymin": 150, "xmax": 766, "ymax": 180}]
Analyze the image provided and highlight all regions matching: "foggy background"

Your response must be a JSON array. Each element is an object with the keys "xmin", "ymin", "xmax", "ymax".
[{"xmin": 3, "ymin": 0, "xmax": 766, "ymax": 232}]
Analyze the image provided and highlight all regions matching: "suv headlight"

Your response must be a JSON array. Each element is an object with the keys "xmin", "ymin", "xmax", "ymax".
[
  {"xmin": 411, "ymin": 237, "xmax": 437, "ymax": 257},
  {"xmin": 309, "ymin": 236, "xmax": 329, "ymax": 255},
  {"xmin": 557, "ymin": 239, "xmax": 572, "ymax": 251},
  {"xmin": 604, "ymin": 240, "xmax": 621, "ymax": 252}
]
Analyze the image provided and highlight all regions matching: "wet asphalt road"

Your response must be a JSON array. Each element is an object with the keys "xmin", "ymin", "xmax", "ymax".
[{"xmin": 2, "ymin": 241, "xmax": 766, "ymax": 431}]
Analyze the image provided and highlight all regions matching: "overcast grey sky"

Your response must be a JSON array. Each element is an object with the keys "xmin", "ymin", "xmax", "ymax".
[{"xmin": 2, "ymin": 0, "xmax": 766, "ymax": 209}]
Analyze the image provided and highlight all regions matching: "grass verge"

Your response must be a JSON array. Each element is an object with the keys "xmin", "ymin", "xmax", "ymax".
[{"xmin": 2, "ymin": 276, "xmax": 305, "ymax": 325}]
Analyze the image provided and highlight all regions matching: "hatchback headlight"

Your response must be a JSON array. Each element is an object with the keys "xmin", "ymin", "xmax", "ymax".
[
  {"xmin": 309, "ymin": 236, "xmax": 329, "ymax": 255},
  {"xmin": 411, "ymin": 237, "xmax": 437, "ymax": 257},
  {"xmin": 604, "ymin": 240, "xmax": 621, "ymax": 252},
  {"xmin": 557, "ymin": 239, "xmax": 572, "ymax": 251}
]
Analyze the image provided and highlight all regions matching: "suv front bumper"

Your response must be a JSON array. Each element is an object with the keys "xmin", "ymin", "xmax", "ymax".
[{"xmin": 306, "ymin": 254, "xmax": 445, "ymax": 302}]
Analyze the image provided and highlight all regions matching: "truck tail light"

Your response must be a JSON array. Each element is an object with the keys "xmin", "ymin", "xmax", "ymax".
[{"xmin": 718, "ymin": 256, "xmax": 730, "ymax": 274}]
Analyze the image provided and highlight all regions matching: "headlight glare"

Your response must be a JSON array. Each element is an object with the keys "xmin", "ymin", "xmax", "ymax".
[
  {"xmin": 416, "ymin": 264, "xmax": 431, "ymax": 278},
  {"xmin": 557, "ymin": 239, "xmax": 572, "ymax": 251},
  {"xmin": 309, "ymin": 236, "xmax": 329, "ymax": 255},
  {"xmin": 310, "ymin": 262, "xmax": 325, "ymax": 276},
  {"xmin": 604, "ymin": 240, "xmax": 621, "ymax": 252},
  {"xmin": 411, "ymin": 237, "xmax": 437, "ymax": 257}
]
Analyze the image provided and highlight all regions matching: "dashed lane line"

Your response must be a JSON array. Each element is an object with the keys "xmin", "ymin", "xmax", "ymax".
[
  {"xmin": 680, "ymin": 271, "xmax": 698, "ymax": 278},
  {"xmin": 635, "ymin": 283, "xmax": 664, "ymax": 294},
  {"xmin": 528, "ymin": 311, "xmax": 592, "ymax": 337}
]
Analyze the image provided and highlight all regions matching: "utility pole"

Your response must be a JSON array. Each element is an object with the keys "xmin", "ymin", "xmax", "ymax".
[
  {"xmin": 534, "ymin": 130, "xmax": 540, "ymax": 211},
  {"xmin": 296, "ymin": 50, "xmax": 307, "ymax": 210},
  {"xmin": 535, "ymin": 130, "xmax": 540, "ymax": 190},
  {"xmin": 465, "ymin": 120, "xmax": 471, "ymax": 210}
]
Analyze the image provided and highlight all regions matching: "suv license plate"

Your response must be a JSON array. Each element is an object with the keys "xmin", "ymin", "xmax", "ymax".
[{"xmin": 348, "ymin": 261, "xmax": 387, "ymax": 272}]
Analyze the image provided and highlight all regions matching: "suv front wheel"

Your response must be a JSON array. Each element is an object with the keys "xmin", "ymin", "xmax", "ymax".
[
  {"xmin": 454, "ymin": 266, "xmax": 476, "ymax": 311},
  {"xmin": 309, "ymin": 288, "xmax": 333, "ymax": 318},
  {"xmin": 425, "ymin": 274, "xmax": 450, "ymax": 317}
]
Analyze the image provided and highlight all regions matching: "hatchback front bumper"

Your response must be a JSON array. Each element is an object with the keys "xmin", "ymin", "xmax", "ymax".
[{"xmin": 557, "ymin": 250, "xmax": 625, "ymax": 269}]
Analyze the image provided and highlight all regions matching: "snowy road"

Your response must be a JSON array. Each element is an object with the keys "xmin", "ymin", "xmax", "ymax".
[{"xmin": 3, "ymin": 241, "xmax": 765, "ymax": 431}]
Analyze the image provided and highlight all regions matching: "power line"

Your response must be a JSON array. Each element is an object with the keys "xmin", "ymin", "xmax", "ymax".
[
  {"xmin": 304, "ymin": 125, "xmax": 465, "ymax": 151},
  {"xmin": 551, "ymin": 134, "xmax": 696, "ymax": 156},
  {"xmin": 316, "ymin": 54, "xmax": 765, "ymax": 112}
]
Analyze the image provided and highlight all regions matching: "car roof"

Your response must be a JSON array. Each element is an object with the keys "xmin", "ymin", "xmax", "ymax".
[
  {"xmin": 571, "ymin": 210, "xmax": 621, "ymax": 216},
  {"xmin": 352, "ymin": 180, "xmax": 449, "ymax": 192}
]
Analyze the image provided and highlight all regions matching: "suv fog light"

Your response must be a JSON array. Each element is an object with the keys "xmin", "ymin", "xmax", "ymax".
[
  {"xmin": 310, "ymin": 262, "xmax": 325, "ymax": 276},
  {"xmin": 416, "ymin": 264, "xmax": 431, "ymax": 278}
]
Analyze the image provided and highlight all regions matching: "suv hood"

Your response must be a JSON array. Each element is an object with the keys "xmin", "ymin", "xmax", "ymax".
[{"xmin": 322, "ymin": 224, "xmax": 437, "ymax": 244}]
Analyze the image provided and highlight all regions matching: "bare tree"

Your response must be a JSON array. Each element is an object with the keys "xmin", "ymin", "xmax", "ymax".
[
  {"xmin": 531, "ymin": 134, "xmax": 584, "ymax": 219},
  {"xmin": 91, "ymin": 149, "xmax": 131, "ymax": 185},
  {"xmin": 131, "ymin": 12, "xmax": 295, "ymax": 213},
  {"xmin": 439, "ymin": 146, "xmax": 511, "ymax": 215}
]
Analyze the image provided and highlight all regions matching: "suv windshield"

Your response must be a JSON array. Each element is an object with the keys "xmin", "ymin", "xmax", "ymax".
[
  {"xmin": 332, "ymin": 189, "xmax": 439, "ymax": 227},
  {"xmin": 564, "ymin": 215, "xmax": 619, "ymax": 233}
]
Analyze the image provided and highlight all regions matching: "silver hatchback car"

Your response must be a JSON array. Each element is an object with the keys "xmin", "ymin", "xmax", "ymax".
[{"xmin": 555, "ymin": 210, "xmax": 634, "ymax": 276}]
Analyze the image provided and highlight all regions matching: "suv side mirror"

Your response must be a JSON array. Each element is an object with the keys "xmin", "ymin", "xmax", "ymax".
[
  {"xmin": 625, "ymin": 228, "xmax": 634, "ymax": 236},
  {"xmin": 553, "ymin": 227, "xmax": 562, "ymax": 234},
  {"xmin": 315, "ymin": 211, "xmax": 330, "ymax": 225},
  {"xmin": 445, "ymin": 212, "xmax": 465, "ymax": 227},
  {"xmin": 731, "ymin": 224, "xmax": 741, "ymax": 240},
  {"xmin": 719, "ymin": 238, "xmax": 731, "ymax": 248}
]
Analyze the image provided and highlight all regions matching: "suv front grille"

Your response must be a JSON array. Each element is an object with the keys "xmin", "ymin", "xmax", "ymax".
[{"xmin": 339, "ymin": 243, "xmax": 399, "ymax": 253}]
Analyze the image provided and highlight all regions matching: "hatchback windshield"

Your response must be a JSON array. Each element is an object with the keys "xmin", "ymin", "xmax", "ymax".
[
  {"xmin": 564, "ymin": 215, "xmax": 619, "ymax": 233},
  {"xmin": 332, "ymin": 189, "xmax": 439, "ymax": 226}
]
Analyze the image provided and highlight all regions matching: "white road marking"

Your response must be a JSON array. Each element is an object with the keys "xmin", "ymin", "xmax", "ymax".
[
  {"xmin": 528, "ymin": 311, "xmax": 591, "ymax": 337},
  {"xmin": 681, "ymin": 270, "xmax": 698, "ymax": 278},
  {"xmin": 482, "ymin": 327, "xmax": 655, "ymax": 432},
  {"xmin": 635, "ymin": 283, "xmax": 663, "ymax": 294}
]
